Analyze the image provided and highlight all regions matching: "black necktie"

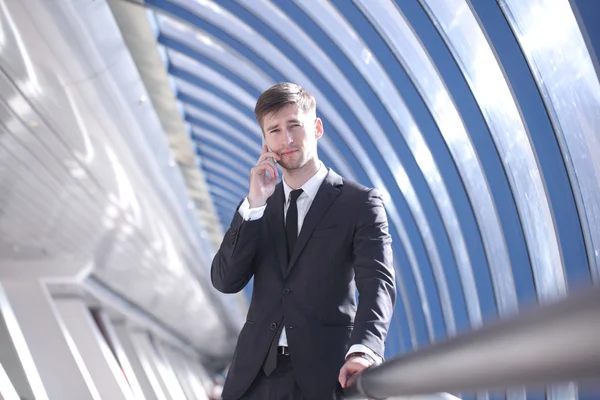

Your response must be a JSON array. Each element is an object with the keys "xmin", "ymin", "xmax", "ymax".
[
  {"xmin": 286, "ymin": 189, "xmax": 303, "ymax": 263},
  {"xmin": 263, "ymin": 189, "xmax": 304, "ymax": 377}
]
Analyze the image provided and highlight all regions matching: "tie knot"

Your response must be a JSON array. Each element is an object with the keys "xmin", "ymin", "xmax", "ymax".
[{"xmin": 289, "ymin": 189, "xmax": 303, "ymax": 203}]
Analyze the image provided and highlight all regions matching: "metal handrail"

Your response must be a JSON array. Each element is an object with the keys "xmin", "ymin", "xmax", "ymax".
[{"xmin": 343, "ymin": 287, "xmax": 600, "ymax": 399}]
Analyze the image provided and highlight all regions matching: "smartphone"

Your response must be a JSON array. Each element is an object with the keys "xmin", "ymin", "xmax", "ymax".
[
  {"xmin": 262, "ymin": 136, "xmax": 278, "ymax": 180},
  {"xmin": 261, "ymin": 135, "xmax": 277, "ymax": 165}
]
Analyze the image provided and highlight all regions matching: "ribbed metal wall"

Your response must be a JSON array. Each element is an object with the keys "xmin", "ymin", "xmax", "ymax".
[{"xmin": 139, "ymin": 1, "xmax": 600, "ymax": 398}]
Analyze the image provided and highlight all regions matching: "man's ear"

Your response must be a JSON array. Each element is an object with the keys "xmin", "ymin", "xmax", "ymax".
[{"xmin": 315, "ymin": 117, "xmax": 324, "ymax": 139}]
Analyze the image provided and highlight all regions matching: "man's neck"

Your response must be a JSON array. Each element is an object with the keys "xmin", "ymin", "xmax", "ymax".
[{"xmin": 283, "ymin": 158, "xmax": 320, "ymax": 189}]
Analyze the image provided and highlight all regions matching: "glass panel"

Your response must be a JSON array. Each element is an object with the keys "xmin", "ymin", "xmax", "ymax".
[{"xmin": 500, "ymin": 0, "xmax": 600, "ymax": 282}]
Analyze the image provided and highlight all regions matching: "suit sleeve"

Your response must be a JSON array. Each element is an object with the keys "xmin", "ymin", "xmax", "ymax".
[
  {"xmin": 349, "ymin": 188, "xmax": 396, "ymax": 358},
  {"xmin": 210, "ymin": 201, "xmax": 262, "ymax": 294}
]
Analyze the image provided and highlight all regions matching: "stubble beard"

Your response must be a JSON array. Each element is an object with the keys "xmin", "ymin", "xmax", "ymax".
[{"xmin": 279, "ymin": 149, "xmax": 310, "ymax": 172}]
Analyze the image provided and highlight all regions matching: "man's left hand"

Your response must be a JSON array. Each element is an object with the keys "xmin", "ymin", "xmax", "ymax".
[{"xmin": 338, "ymin": 355, "xmax": 373, "ymax": 389}]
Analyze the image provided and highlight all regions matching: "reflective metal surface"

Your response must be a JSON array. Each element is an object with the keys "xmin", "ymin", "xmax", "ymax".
[
  {"xmin": 344, "ymin": 286, "xmax": 600, "ymax": 399},
  {"xmin": 354, "ymin": 0, "xmax": 517, "ymax": 320},
  {"xmin": 0, "ymin": 0, "xmax": 236, "ymax": 359},
  {"xmin": 499, "ymin": 0, "xmax": 600, "ymax": 283},
  {"xmin": 419, "ymin": 0, "xmax": 566, "ymax": 303}
]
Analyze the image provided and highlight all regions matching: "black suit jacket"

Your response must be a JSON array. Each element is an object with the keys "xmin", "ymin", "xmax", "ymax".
[{"xmin": 211, "ymin": 169, "xmax": 396, "ymax": 399}]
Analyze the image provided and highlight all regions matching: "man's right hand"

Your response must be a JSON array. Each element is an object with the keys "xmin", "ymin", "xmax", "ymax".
[{"xmin": 247, "ymin": 145, "xmax": 281, "ymax": 208}]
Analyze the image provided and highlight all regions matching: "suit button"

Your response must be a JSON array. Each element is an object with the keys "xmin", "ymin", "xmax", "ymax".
[
  {"xmin": 270, "ymin": 322, "xmax": 277, "ymax": 331},
  {"xmin": 283, "ymin": 288, "xmax": 290, "ymax": 295}
]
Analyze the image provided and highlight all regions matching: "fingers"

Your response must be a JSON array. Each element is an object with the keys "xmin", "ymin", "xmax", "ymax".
[
  {"xmin": 338, "ymin": 364, "xmax": 348, "ymax": 388},
  {"xmin": 257, "ymin": 146, "xmax": 280, "ymax": 165},
  {"xmin": 339, "ymin": 360, "xmax": 370, "ymax": 388},
  {"xmin": 251, "ymin": 161, "xmax": 278, "ymax": 181},
  {"xmin": 346, "ymin": 372, "xmax": 359, "ymax": 388}
]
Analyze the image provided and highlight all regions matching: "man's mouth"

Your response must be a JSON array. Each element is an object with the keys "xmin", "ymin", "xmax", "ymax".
[{"xmin": 281, "ymin": 150, "xmax": 298, "ymax": 156}]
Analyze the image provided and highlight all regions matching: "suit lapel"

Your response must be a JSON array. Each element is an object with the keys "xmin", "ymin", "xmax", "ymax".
[
  {"xmin": 266, "ymin": 183, "xmax": 288, "ymax": 276},
  {"xmin": 286, "ymin": 169, "xmax": 343, "ymax": 277}
]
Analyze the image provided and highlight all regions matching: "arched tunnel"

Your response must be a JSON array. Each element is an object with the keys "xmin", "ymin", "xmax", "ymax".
[{"xmin": 0, "ymin": 0, "xmax": 598, "ymax": 399}]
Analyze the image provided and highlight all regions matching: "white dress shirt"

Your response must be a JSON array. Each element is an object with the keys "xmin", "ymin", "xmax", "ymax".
[{"xmin": 238, "ymin": 162, "xmax": 382, "ymax": 364}]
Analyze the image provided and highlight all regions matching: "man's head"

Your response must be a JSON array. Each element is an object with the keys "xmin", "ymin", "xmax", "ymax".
[{"xmin": 255, "ymin": 82, "xmax": 323, "ymax": 172}]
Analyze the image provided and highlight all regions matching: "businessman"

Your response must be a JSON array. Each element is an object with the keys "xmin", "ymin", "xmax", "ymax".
[{"xmin": 211, "ymin": 82, "xmax": 396, "ymax": 399}]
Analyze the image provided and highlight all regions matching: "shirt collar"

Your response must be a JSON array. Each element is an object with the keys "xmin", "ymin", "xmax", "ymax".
[{"xmin": 283, "ymin": 162, "xmax": 327, "ymax": 204}]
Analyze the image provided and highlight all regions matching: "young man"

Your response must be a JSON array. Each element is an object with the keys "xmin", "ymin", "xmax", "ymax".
[{"xmin": 211, "ymin": 82, "xmax": 396, "ymax": 399}]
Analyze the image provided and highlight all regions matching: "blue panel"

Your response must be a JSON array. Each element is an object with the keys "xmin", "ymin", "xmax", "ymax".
[
  {"xmin": 185, "ymin": 115, "xmax": 259, "ymax": 154},
  {"xmin": 193, "ymin": 133, "xmax": 253, "ymax": 162},
  {"xmin": 181, "ymin": 97, "xmax": 260, "ymax": 146},
  {"xmin": 169, "ymin": 66, "xmax": 257, "ymax": 120},
  {"xmin": 158, "ymin": 34, "xmax": 261, "ymax": 96},
  {"xmin": 388, "ymin": 224, "xmax": 430, "ymax": 348},
  {"xmin": 470, "ymin": 0, "xmax": 589, "ymax": 291},
  {"xmin": 572, "ymin": 0, "xmax": 600, "ymax": 76},
  {"xmin": 197, "ymin": 148, "xmax": 254, "ymax": 175},
  {"xmin": 206, "ymin": 175, "xmax": 246, "ymax": 199},
  {"xmin": 396, "ymin": 0, "xmax": 536, "ymax": 308}
]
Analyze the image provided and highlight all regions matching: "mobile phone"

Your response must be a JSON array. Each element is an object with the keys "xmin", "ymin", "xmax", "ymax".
[
  {"xmin": 262, "ymin": 135, "xmax": 278, "ymax": 165},
  {"xmin": 261, "ymin": 136, "xmax": 278, "ymax": 180}
]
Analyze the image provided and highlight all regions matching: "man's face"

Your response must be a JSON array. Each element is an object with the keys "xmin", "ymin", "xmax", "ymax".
[{"xmin": 262, "ymin": 104, "xmax": 323, "ymax": 171}]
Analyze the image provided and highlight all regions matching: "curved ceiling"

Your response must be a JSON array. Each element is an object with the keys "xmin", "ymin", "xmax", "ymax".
[{"xmin": 125, "ymin": 0, "xmax": 599, "ymax": 395}]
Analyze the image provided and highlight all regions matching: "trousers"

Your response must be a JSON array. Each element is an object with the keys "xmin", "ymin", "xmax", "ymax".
[{"xmin": 239, "ymin": 354, "xmax": 305, "ymax": 400}]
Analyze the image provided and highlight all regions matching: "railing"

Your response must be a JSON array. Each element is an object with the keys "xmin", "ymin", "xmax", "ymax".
[{"xmin": 343, "ymin": 287, "xmax": 600, "ymax": 399}]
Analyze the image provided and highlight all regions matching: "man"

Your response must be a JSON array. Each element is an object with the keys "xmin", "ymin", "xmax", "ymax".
[{"xmin": 211, "ymin": 82, "xmax": 396, "ymax": 399}]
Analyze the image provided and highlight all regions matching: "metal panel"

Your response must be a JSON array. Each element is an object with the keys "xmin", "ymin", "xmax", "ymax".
[
  {"xmin": 0, "ymin": 307, "xmax": 34, "ymax": 400},
  {"xmin": 112, "ymin": 321, "xmax": 165, "ymax": 400},
  {"xmin": 0, "ymin": 279, "xmax": 98, "ymax": 400},
  {"xmin": 149, "ymin": 340, "xmax": 188, "ymax": 400},
  {"xmin": 200, "ymin": 150, "xmax": 253, "ymax": 179},
  {"xmin": 176, "ymin": 357, "xmax": 211, "ymax": 400},
  {"xmin": 184, "ymin": 106, "xmax": 259, "ymax": 153},
  {"xmin": 354, "ymin": 0, "xmax": 517, "ymax": 320},
  {"xmin": 178, "ymin": 82, "xmax": 262, "ymax": 138},
  {"xmin": 157, "ymin": 14, "xmax": 273, "ymax": 92},
  {"xmin": 157, "ymin": 344, "xmax": 208, "ymax": 400},
  {"xmin": 209, "ymin": 185, "xmax": 243, "ymax": 206},
  {"xmin": 54, "ymin": 298, "xmax": 136, "ymax": 400},
  {"xmin": 0, "ymin": 361, "xmax": 20, "ymax": 400},
  {"xmin": 499, "ymin": 0, "xmax": 600, "ymax": 282},
  {"xmin": 129, "ymin": 331, "xmax": 172, "ymax": 400},
  {"xmin": 168, "ymin": 50, "xmax": 257, "ymax": 110},
  {"xmin": 419, "ymin": 0, "xmax": 566, "ymax": 301},
  {"xmin": 94, "ymin": 312, "xmax": 150, "ymax": 400},
  {"xmin": 0, "ymin": 0, "xmax": 239, "ymax": 357},
  {"xmin": 202, "ymin": 159, "xmax": 249, "ymax": 190},
  {"xmin": 193, "ymin": 128, "xmax": 258, "ymax": 167}
]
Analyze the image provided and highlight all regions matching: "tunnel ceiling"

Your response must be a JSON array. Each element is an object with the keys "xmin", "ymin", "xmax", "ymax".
[{"xmin": 132, "ymin": 0, "xmax": 600, "ymax": 364}]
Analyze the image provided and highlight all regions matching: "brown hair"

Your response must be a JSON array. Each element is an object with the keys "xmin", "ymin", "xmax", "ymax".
[{"xmin": 254, "ymin": 82, "xmax": 316, "ymax": 129}]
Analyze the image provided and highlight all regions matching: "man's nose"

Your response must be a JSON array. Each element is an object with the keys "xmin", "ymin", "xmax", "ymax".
[{"xmin": 284, "ymin": 130, "xmax": 294, "ymax": 145}]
